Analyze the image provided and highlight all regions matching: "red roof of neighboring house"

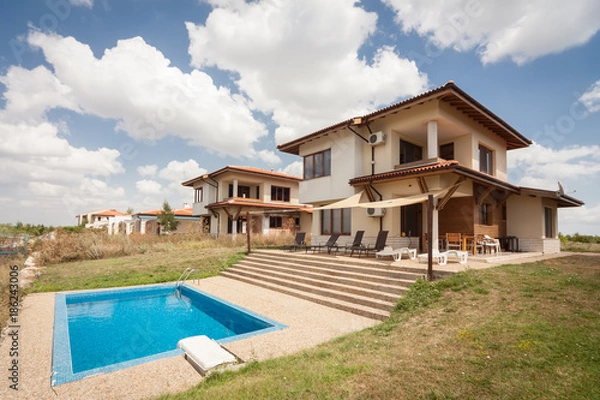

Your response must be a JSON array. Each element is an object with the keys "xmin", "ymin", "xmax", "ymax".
[
  {"xmin": 77, "ymin": 209, "xmax": 128, "ymax": 218},
  {"xmin": 182, "ymin": 165, "xmax": 302, "ymax": 187},
  {"xmin": 134, "ymin": 207, "xmax": 194, "ymax": 217}
]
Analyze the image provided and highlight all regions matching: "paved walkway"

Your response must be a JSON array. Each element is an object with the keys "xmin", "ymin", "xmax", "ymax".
[{"xmin": 0, "ymin": 250, "xmax": 577, "ymax": 400}]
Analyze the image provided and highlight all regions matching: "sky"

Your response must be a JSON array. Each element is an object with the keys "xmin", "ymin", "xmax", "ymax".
[{"xmin": 0, "ymin": 0, "xmax": 599, "ymax": 234}]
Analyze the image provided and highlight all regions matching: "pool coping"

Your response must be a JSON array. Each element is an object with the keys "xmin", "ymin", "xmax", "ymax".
[{"xmin": 51, "ymin": 283, "xmax": 287, "ymax": 386}]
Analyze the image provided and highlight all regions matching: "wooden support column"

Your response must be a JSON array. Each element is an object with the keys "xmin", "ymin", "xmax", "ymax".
[{"xmin": 427, "ymin": 194, "xmax": 434, "ymax": 281}]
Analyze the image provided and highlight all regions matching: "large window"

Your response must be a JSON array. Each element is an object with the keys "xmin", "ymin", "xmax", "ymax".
[
  {"xmin": 479, "ymin": 144, "xmax": 493, "ymax": 175},
  {"xmin": 440, "ymin": 142, "xmax": 454, "ymax": 160},
  {"xmin": 304, "ymin": 149, "xmax": 331, "ymax": 179},
  {"xmin": 545, "ymin": 207, "xmax": 554, "ymax": 238},
  {"xmin": 400, "ymin": 140, "xmax": 423, "ymax": 164},
  {"xmin": 271, "ymin": 186, "xmax": 290, "ymax": 202},
  {"xmin": 321, "ymin": 208, "xmax": 351, "ymax": 235}
]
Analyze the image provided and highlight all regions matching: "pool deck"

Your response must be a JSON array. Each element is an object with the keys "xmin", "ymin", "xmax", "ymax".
[{"xmin": 0, "ymin": 251, "xmax": 578, "ymax": 400}]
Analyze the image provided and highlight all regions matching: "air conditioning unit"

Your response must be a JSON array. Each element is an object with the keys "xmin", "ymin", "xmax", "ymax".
[
  {"xmin": 368, "ymin": 131, "xmax": 385, "ymax": 146},
  {"xmin": 366, "ymin": 207, "xmax": 386, "ymax": 217}
]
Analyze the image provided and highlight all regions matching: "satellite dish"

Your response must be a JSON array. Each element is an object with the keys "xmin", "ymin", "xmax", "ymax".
[{"xmin": 557, "ymin": 181, "xmax": 565, "ymax": 195}]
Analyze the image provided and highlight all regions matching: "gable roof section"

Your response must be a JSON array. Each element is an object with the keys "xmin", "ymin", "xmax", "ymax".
[
  {"xmin": 278, "ymin": 81, "xmax": 532, "ymax": 155},
  {"xmin": 182, "ymin": 165, "xmax": 302, "ymax": 187}
]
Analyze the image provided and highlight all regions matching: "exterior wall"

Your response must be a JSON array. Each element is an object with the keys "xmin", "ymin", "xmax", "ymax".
[
  {"xmin": 439, "ymin": 196, "xmax": 475, "ymax": 235},
  {"xmin": 299, "ymin": 131, "xmax": 363, "ymax": 204},
  {"xmin": 192, "ymin": 182, "xmax": 216, "ymax": 216},
  {"xmin": 507, "ymin": 195, "xmax": 543, "ymax": 238}
]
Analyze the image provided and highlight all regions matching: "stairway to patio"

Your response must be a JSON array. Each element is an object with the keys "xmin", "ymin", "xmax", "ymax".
[{"xmin": 220, "ymin": 250, "xmax": 424, "ymax": 320}]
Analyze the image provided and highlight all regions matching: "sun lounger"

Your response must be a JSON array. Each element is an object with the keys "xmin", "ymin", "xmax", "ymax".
[
  {"xmin": 375, "ymin": 246, "xmax": 417, "ymax": 261},
  {"xmin": 417, "ymin": 250, "xmax": 468, "ymax": 265},
  {"xmin": 358, "ymin": 231, "xmax": 389, "ymax": 258},
  {"xmin": 177, "ymin": 335, "xmax": 236, "ymax": 376}
]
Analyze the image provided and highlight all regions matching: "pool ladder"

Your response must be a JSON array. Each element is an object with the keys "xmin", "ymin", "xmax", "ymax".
[{"xmin": 176, "ymin": 268, "xmax": 199, "ymax": 294}]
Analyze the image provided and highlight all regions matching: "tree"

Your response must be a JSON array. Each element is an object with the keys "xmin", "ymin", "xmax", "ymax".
[
  {"xmin": 126, "ymin": 207, "xmax": 134, "ymax": 215},
  {"xmin": 157, "ymin": 200, "xmax": 179, "ymax": 234}
]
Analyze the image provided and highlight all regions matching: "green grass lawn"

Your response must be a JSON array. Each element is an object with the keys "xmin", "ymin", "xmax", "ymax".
[{"xmin": 155, "ymin": 255, "xmax": 600, "ymax": 400}]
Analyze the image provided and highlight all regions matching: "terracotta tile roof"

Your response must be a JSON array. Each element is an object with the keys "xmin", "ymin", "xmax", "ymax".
[
  {"xmin": 182, "ymin": 165, "xmax": 302, "ymax": 187},
  {"xmin": 134, "ymin": 207, "xmax": 195, "ymax": 217},
  {"xmin": 206, "ymin": 200, "xmax": 312, "ymax": 213},
  {"xmin": 349, "ymin": 160, "xmax": 520, "ymax": 193},
  {"xmin": 77, "ymin": 209, "xmax": 128, "ymax": 217},
  {"xmin": 349, "ymin": 160, "xmax": 460, "ymax": 184},
  {"xmin": 278, "ymin": 81, "xmax": 532, "ymax": 155}
]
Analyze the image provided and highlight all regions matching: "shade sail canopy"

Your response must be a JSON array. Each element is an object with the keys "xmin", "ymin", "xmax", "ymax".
[
  {"xmin": 312, "ymin": 191, "xmax": 365, "ymax": 210},
  {"xmin": 313, "ymin": 190, "xmax": 448, "ymax": 211}
]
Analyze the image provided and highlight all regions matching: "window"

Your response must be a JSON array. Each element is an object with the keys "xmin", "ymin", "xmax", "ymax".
[
  {"xmin": 400, "ymin": 140, "xmax": 423, "ymax": 164},
  {"xmin": 479, "ymin": 145, "xmax": 493, "ymax": 175},
  {"xmin": 321, "ymin": 208, "xmax": 351, "ymax": 235},
  {"xmin": 480, "ymin": 203, "xmax": 492, "ymax": 225},
  {"xmin": 271, "ymin": 186, "xmax": 290, "ymax": 202},
  {"xmin": 440, "ymin": 143, "xmax": 454, "ymax": 160},
  {"xmin": 194, "ymin": 187, "xmax": 203, "ymax": 203},
  {"xmin": 545, "ymin": 207, "xmax": 554, "ymax": 238},
  {"xmin": 269, "ymin": 216, "xmax": 283, "ymax": 229},
  {"xmin": 304, "ymin": 149, "xmax": 331, "ymax": 179},
  {"xmin": 228, "ymin": 184, "xmax": 251, "ymax": 198}
]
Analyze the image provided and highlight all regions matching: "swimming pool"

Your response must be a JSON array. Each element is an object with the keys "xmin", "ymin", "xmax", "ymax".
[{"xmin": 52, "ymin": 284, "xmax": 286, "ymax": 385}]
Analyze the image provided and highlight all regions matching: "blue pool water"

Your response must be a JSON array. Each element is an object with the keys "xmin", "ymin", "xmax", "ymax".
[{"xmin": 52, "ymin": 284, "xmax": 286, "ymax": 385}]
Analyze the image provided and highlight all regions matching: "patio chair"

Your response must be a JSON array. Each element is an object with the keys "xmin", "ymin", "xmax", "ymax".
[
  {"xmin": 282, "ymin": 232, "xmax": 306, "ymax": 252},
  {"xmin": 446, "ymin": 233, "xmax": 462, "ymax": 251},
  {"xmin": 483, "ymin": 235, "xmax": 501, "ymax": 255},
  {"xmin": 344, "ymin": 230, "xmax": 365, "ymax": 256},
  {"xmin": 359, "ymin": 231, "xmax": 389, "ymax": 258},
  {"xmin": 307, "ymin": 233, "xmax": 341, "ymax": 254},
  {"xmin": 467, "ymin": 234, "xmax": 484, "ymax": 255}
]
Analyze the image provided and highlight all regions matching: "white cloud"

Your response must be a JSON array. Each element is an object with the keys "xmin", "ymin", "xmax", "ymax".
[
  {"xmin": 137, "ymin": 164, "xmax": 158, "ymax": 177},
  {"xmin": 508, "ymin": 142, "xmax": 600, "ymax": 189},
  {"xmin": 253, "ymin": 149, "xmax": 281, "ymax": 165},
  {"xmin": 187, "ymin": 0, "xmax": 428, "ymax": 144},
  {"xmin": 384, "ymin": 0, "xmax": 600, "ymax": 65},
  {"xmin": 136, "ymin": 179, "xmax": 163, "ymax": 195},
  {"xmin": 158, "ymin": 159, "xmax": 207, "ymax": 183},
  {"xmin": 0, "ymin": 65, "xmax": 79, "ymax": 122},
  {"xmin": 579, "ymin": 80, "xmax": 600, "ymax": 113},
  {"xmin": 560, "ymin": 203, "xmax": 600, "ymax": 235},
  {"xmin": 68, "ymin": 0, "xmax": 93, "ymax": 8},
  {"xmin": 0, "ymin": 121, "xmax": 123, "ymax": 185},
  {"xmin": 26, "ymin": 31, "xmax": 268, "ymax": 158},
  {"xmin": 279, "ymin": 160, "xmax": 303, "ymax": 178}
]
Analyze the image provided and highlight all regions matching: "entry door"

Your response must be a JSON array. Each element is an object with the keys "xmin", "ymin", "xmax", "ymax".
[{"xmin": 401, "ymin": 203, "xmax": 422, "ymax": 237}]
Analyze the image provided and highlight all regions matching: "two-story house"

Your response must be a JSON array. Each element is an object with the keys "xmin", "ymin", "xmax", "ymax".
[
  {"xmin": 182, "ymin": 166, "xmax": 312, "ymax": 237},
  {"xmin": 278, "ymin": 81, "xmax": 583, "ymax": 253}
]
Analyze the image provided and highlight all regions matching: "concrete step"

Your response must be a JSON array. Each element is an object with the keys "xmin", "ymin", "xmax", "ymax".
[
  {"xmin": 249, "ymin": 250, "xmax": 424, "ymax": 281},
  {"xmin": 222, "ymin": 267, "xmax": 395, "ymax": 311},
  {"xmin": 220, "ymin": 249, "xmax": 423, "ymax": 321},
  {"xmin": 237, "ymin": 259, "xmax": 412, "ymax": 294},
  {"xmin": 232, "ymin": 262, "xmax": 403, "ymax": 302},
  {"xmin": 219, "ymin": 273, "xmax": 390, "ymax": 321}
]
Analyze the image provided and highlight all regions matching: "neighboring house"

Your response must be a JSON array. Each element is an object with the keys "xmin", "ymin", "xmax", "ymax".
[
  {"xmin": 132, "ymin": 206, "xmax": 201, "ymax": 235},
  {"xmin": 278, "ymin": 81, "xmax": 583, "ymax": 253},
  {"xmin": 76, "ymin": 209, "xmax": 132, "ymax": 234},
  {"xmin": 182, "ymin": 166, "xmax": 312, "ymax": 237}
]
